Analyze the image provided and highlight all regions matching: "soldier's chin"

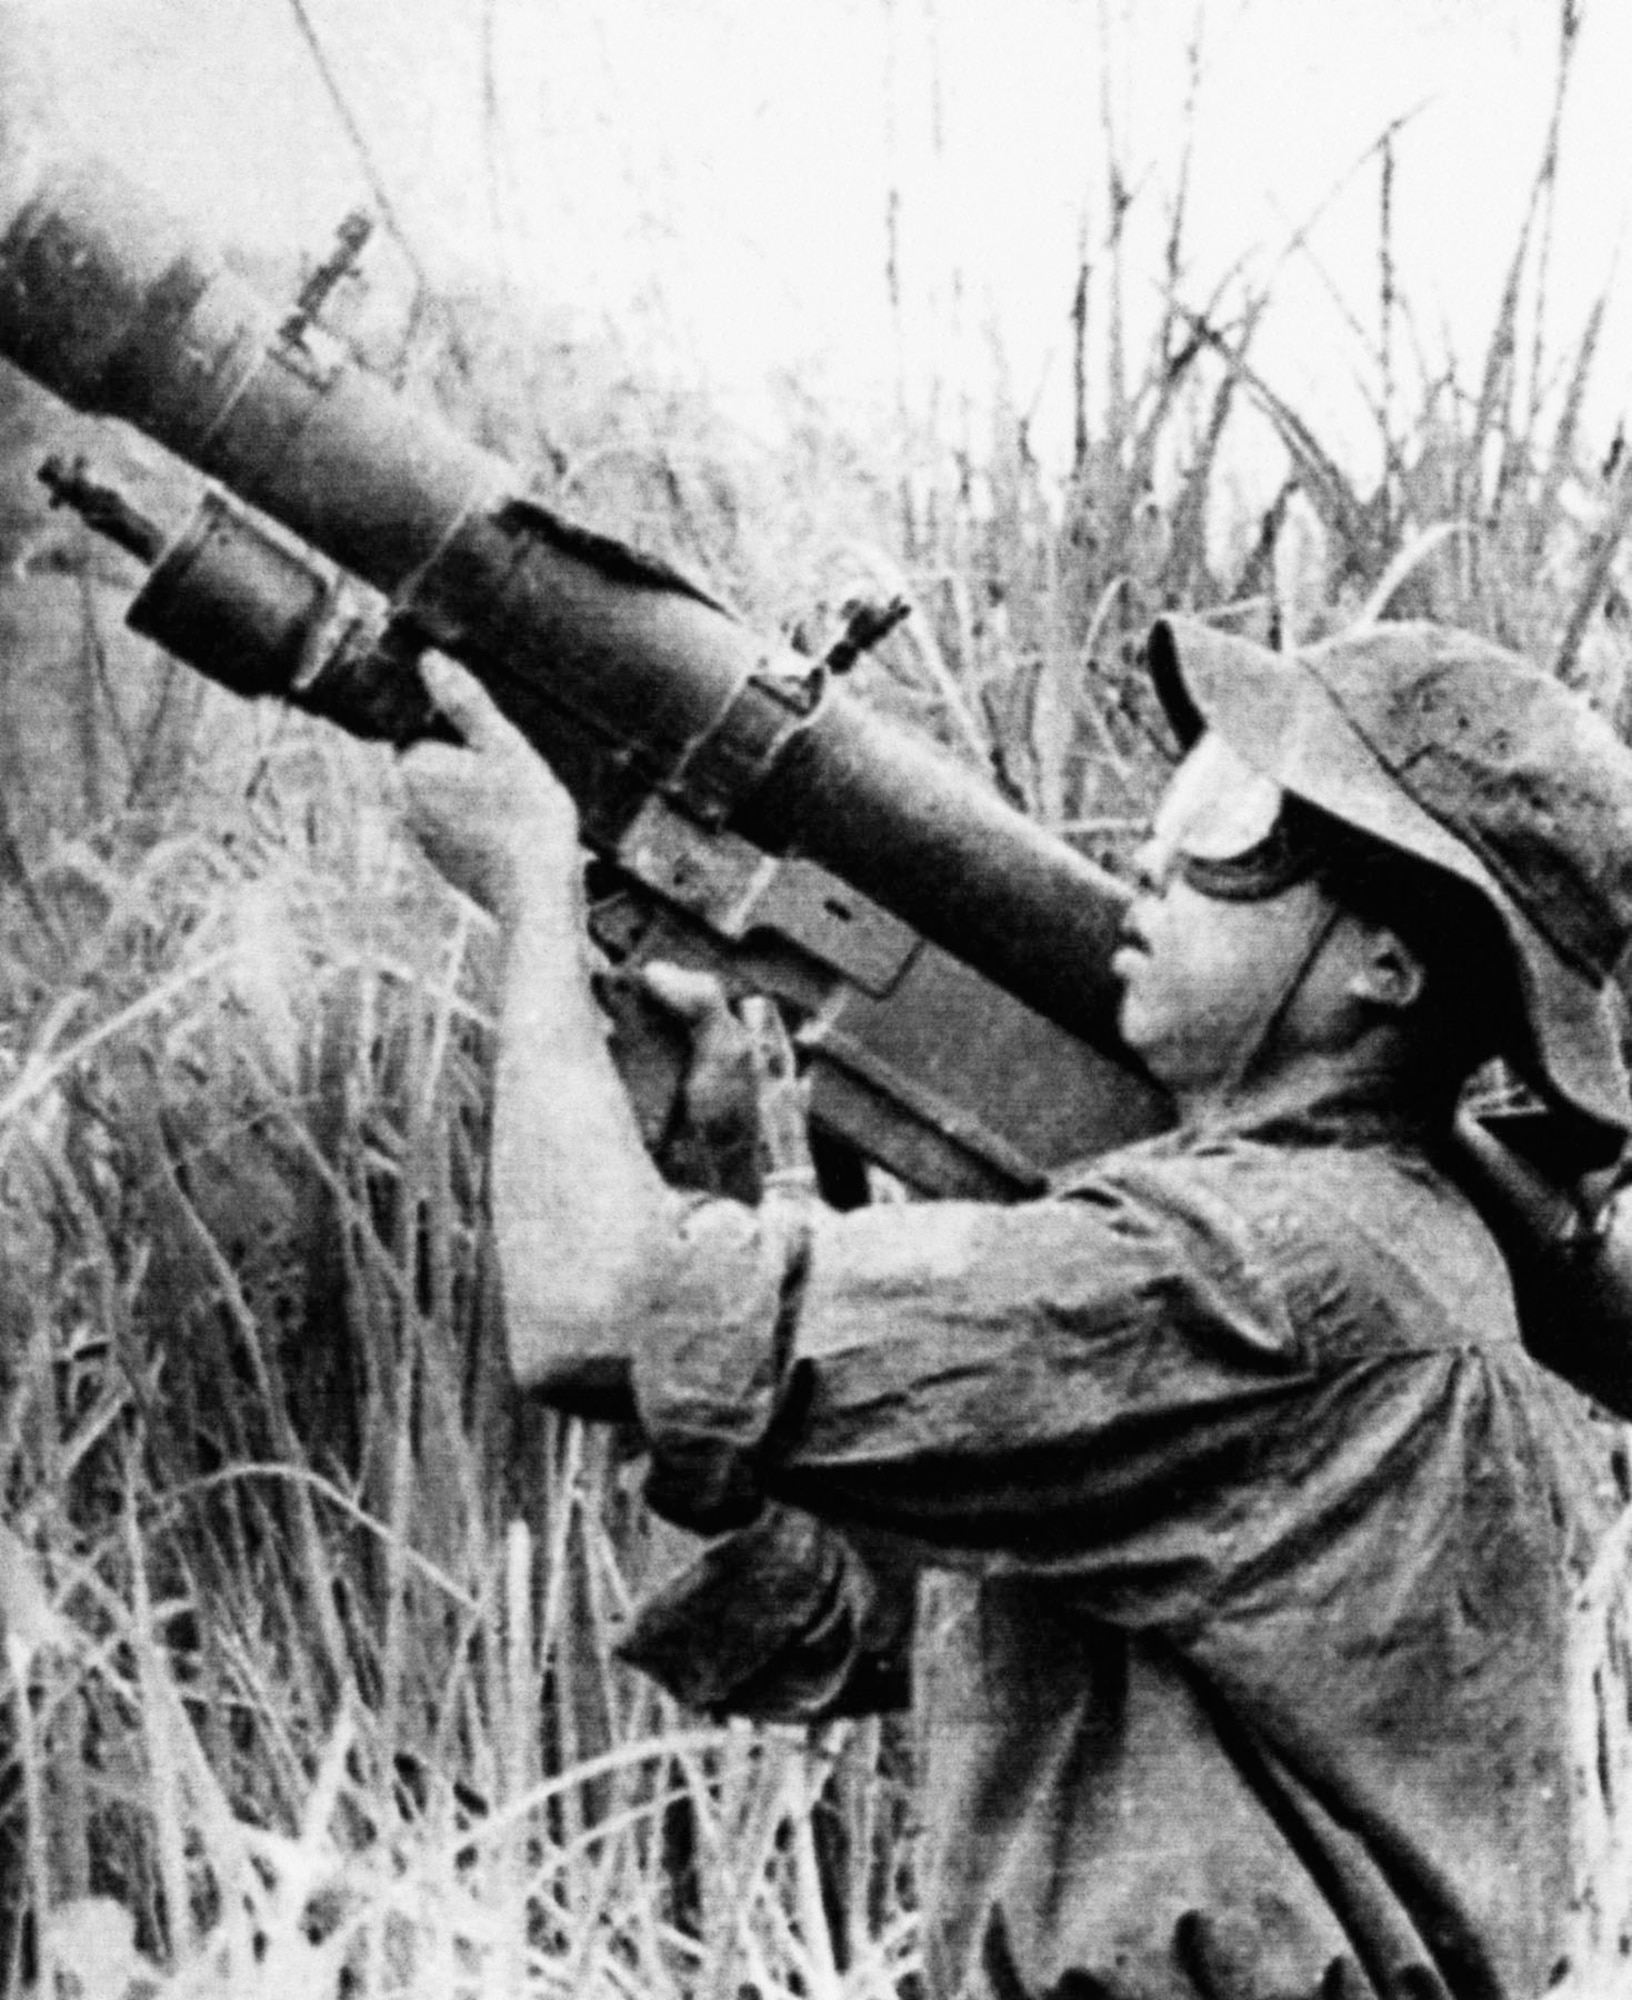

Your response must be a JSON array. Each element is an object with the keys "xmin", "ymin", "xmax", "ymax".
[
  {"xmin": 1115, "ymin": 987, "xmax": 1189, "ymax": 1090},
  {"xmin": 1114, "ymin": 986, "xmax": 1156, "ymax": 1061}
]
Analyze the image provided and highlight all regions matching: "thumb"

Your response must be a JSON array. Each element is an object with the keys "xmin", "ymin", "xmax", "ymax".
[
  {"xmin": 418, "ymin": 653, "xmax": 507, "ymax": 749},
  {"xmin": 638, "ymin": 961, "xmax": 736, "ymax": 1031}
]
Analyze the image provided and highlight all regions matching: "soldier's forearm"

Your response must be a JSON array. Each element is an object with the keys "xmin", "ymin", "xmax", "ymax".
[{"xmin": 490, "ymin": 876, "xmax": 678, "ymax": 1410}]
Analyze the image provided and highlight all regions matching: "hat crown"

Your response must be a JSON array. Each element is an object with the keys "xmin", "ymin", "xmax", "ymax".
[{"xmin": 1301, "ymin": 625, "xmax": 1632, "ymax": 983}]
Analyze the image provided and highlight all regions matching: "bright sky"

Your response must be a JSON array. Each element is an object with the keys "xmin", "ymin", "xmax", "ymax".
[{"xmin": 4, "ymin": 0, "xmax": 1629, "ymax": 493}]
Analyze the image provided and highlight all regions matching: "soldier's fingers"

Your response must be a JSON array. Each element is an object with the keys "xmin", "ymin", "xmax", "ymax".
[
  {"xmin": 395, "ymin": 740, "xmax": 483, "ymax": 811},
  {"xmin": 418, "ymin": 653, "xmax": 508, "ymax": 750},
  {"xmin": 398, "ymin": 736, "xmax": 471, "ymax": 781},
  {"xmin": 638, "ymin": 961, "xmax": 736, "ymax": 1030}
]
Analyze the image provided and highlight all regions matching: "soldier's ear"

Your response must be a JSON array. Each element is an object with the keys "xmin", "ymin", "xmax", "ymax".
[{"xmin": 1344, "ymin": 921, "xmax": 1427, "ymax": 1014}]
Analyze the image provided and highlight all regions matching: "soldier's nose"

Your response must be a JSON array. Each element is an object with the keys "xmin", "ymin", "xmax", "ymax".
[{"xmin": 1130, "ymin": 833, "xmax": 1174, "ymax": 895}]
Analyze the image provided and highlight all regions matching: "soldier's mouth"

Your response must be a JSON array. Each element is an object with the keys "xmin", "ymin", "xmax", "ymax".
[{"xmin": 1111, "ymin": 925, "xmax": 1150, "ymax": 983}]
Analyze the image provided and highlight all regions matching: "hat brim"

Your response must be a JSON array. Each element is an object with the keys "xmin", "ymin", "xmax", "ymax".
[{"xmin": 1149, "ymin": 617, "xmax": 1632, "ymax": 1163}]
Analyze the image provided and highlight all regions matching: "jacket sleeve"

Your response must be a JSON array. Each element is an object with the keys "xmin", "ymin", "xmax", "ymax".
[
  {"xmin": 616, "ymin": 1502, "xmax": 914, "ymax": 1721},
  {"xmin": 630, "ymin": 1159, "xmax": 1319, "ymax": 1629}
]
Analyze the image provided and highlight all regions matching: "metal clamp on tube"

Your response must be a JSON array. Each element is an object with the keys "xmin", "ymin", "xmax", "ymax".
[{"xmin": 663, "ymin": 662, "xmax": 827, "ymax": 830}]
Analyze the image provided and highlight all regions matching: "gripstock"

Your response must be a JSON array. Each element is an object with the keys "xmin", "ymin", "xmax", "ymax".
[{"xmin": 1, "ymin": 127, "xmax": 1629, "ymax": 1413}]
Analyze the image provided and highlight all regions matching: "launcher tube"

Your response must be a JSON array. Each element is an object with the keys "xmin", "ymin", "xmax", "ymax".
[{"xmin": 0, "ymin": 128, "xmax": 1138, "ymax": 1056}]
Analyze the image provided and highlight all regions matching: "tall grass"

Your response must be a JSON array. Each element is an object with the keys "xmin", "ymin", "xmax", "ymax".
[
  {"xmin": 0, "ymin": 727, "xmax": 916, "ymax": 1997},
  {"xmin": 2, "ymin": 3, "xmax": 1630, "ymax": 1993}
]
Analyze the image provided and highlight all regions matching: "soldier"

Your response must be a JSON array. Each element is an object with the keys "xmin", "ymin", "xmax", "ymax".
[{"xmin": 402, "ymin": 617, "xmax": 1632, "ymax": 2000}]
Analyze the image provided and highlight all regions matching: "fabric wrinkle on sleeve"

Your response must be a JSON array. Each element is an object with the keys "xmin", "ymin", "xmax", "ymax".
[
  {"xmin": 752, "ymin": 1168, "xmax": 1319, "ymax": 1619},
  {"xmin": 632, "ymin": 1192, "xmax": 812, "ymax": 1534}
]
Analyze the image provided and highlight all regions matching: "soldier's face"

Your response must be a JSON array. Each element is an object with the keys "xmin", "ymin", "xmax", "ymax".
[{"xmin": 1113, "ymin": 739, "xmax": 1340, "ymax": 1099}]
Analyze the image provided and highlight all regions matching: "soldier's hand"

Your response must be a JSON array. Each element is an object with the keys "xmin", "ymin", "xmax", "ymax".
[
  {"xmin": 638, "ymin": 965, "xmax": 816, "ymax": 1203},
  {"xmin": 638, "ymin": 963, "xmax": 764, "ymax": 1201},
  {"xmin": 399, "ymin": 654, "xmax": 581, "ymax": 923}
]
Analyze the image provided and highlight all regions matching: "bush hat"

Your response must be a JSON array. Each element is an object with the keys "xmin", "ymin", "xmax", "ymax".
[{"xmin": 1147, "ymin": 616, "xmax": 1632, "ymax": 1163}]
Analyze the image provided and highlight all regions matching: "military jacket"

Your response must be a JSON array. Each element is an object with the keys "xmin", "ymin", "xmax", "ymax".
[{"xmin": 619, "ymin": 1080, "xmax": 1632, "ymax": 2000}]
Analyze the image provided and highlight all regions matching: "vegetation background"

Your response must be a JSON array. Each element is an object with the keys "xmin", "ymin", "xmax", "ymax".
[{"xmin": 2, "ymin": 0, "xmax": 1632, "ymax": 1993}]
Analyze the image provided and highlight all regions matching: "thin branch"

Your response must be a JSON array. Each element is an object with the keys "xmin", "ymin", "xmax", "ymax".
[
  {"xmin": 283, "ymin": 0, "xmax": 427, "ymax": 293},
  {"xmin": 479, "ymin": 0, "xmax": 518, "ymax": 260}
]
